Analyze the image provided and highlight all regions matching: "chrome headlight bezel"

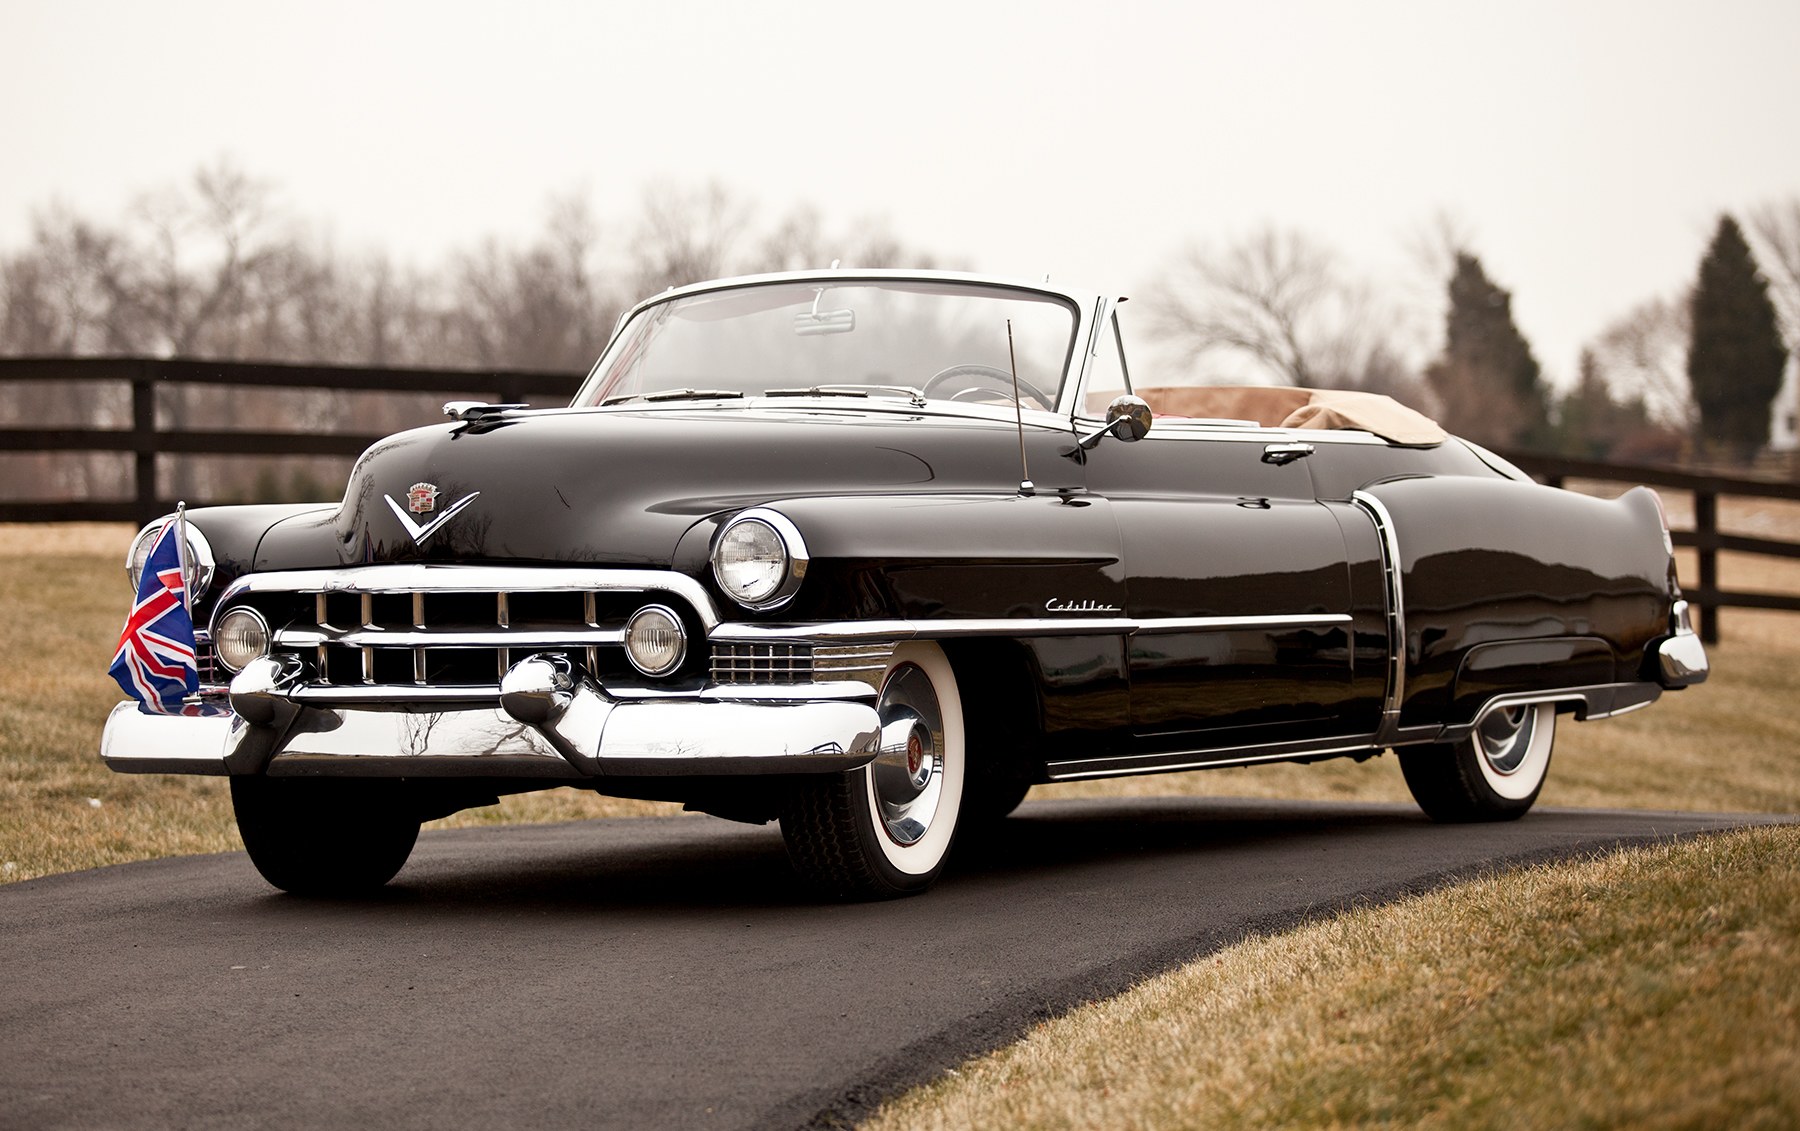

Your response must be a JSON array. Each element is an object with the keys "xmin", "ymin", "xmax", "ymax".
[
  {"xmin": 711, "ymin": 508, "xmax": 808, "ymax": 612},
  {"xmin": 622, "ymin": 604, "xmax": 689, "ymax": 677},
  {"xmin": 125, "ymin": 515, "xmax": 217, "ymax": 603}
]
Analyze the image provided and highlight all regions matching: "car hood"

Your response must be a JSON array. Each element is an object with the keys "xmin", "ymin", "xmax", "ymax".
[{"xmin": 253, "ymin": 405, "xmax": 1079, "ymax": 570}]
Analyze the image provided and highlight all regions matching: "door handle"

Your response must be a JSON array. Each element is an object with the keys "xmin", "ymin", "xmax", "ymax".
[{"xmin": 1262, "ymin": 442, "xmax": 1315, "ymax": 465}]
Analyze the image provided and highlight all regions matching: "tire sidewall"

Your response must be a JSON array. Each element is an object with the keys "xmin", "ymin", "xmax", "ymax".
[
  {"xmin": 1469, "ymin": 702, "xmax": 1556, "ymax": 808},
  {"xmin": 856, "ymin": 642, "xmax": 965, "ymax": 884}
]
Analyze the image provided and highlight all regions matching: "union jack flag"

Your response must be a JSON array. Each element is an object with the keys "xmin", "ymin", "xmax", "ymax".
[{"xmin": 108, "ymin": 519, "xmax": 199, "ymax": 712}]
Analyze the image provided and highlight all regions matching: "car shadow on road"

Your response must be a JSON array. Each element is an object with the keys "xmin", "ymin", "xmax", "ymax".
[{"xmin": 238, "ymin": 796, "xmax": 1434, "ymax": 920}]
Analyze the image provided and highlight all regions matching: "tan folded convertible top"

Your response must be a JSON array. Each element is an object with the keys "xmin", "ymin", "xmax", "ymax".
[{"xmin": 1134, "ymin": 385, "xmax": 1447, "ymax": 447}]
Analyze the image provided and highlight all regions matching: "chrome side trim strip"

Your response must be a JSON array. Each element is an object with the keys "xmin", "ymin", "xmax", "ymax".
[
  {"xmin": 213, "ymin": 565, "xmax": 724, "ymax": 630},
  {"xmin": 1351, "ymin": 490, "xmax": 1407, "ymax": 744},
  {"xmin": 1461, "ymin": 683, "xmax": 1661, "ymax": 730},
  {"xmin": 1047, "ymin": 736, "xmax": 1381, "ymax": 781},
  {"xmin": 1129, "ymin": 613, "xmax": 1351, "ymax": 635},
  {"xmin": 709, "ymin": 612, "xmax": 1352, "ymax": 644},
  {"xmin": 275, "ymin": 626, "xmax": 627, "ymax": 649}
]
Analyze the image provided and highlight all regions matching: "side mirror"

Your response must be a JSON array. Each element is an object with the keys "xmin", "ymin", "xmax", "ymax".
[{"xmin": 1076, "ymin": 395, "xmax": 1153, "ymax": 451}]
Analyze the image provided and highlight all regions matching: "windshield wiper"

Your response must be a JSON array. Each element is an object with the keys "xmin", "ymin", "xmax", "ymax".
[
  {"xmin": 601, "ymin": 388, "xmax": 746, "ymax": 406},
  {"xmin": 764, "ymin": 384, "xmax": 927, "ymax": 406}
]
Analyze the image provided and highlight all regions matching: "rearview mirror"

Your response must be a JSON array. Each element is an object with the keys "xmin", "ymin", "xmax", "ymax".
[
  {"xmin": 793, "ymin": 309, "xmax": 856, "ymax": 336},
  {"xmin": 1076, "ymin": 394, "xmax": 1153, "ymax": 451},
  {"xmin": 1105, "ymin": 395, "xmax": 1152, "ymax": 441}
]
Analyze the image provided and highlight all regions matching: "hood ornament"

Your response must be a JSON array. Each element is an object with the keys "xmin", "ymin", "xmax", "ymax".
[{"xmin": 384, "ymin": 487, "xmax": 481, "ymax": 546}]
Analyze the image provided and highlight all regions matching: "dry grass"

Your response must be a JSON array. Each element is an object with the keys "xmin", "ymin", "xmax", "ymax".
[{"xmin": 867, "ymin": 824, "xmax": 1800, "ymax": 1131}]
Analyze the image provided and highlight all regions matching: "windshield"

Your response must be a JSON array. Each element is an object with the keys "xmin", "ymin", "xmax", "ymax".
[{"xmin": 573, "ymin": 280, "xmax": 1078, "ymax": 412}]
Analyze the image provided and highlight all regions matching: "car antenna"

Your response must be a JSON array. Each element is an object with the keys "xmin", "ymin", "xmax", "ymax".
[{"xmin": 1007, "ymin": 319, "xmax": 1035, "ymax": 496}]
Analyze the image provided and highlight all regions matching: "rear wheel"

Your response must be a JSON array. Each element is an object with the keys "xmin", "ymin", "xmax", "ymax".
[
  {"xmin": 231, "ymin": 776, "xmax": 421, "ymax": 896},
  {"xmin": 780, "ymin": 642, "xmax": 965, "ymax": 899},
  {"xmin": 1399, "ymin": 702, "xmax": 1556, "ymax": 822}
]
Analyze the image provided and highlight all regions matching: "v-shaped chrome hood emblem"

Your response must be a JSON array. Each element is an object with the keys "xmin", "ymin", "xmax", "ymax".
[{"xmin": 383, "ymin": 490, "xmax": 481, "ymax": 546}]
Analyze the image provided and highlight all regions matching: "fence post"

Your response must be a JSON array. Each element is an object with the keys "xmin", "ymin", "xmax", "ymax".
[
  {"xmin": 1695, "ymin": 490, "xmax": 1719, "ymax": 645},
  {"xmin": 132, "ymin": 361, "xmax": 159, "ymax": 527}
]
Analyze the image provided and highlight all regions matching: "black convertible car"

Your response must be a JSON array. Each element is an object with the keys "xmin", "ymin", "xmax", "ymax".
[{"xmin": 101, "ymin": 270, "xmax": 1708, "ymax": 898}]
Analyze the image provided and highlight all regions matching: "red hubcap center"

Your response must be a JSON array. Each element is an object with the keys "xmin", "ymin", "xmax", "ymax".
[{"xmin": 906, "ymin": 734, "xmax": 923, "ymax": 776}]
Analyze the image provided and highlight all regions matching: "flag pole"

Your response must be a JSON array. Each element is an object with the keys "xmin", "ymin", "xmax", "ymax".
[{"xmin": 173, "ymin": 501, "xmax": 192, "ymax": 613}]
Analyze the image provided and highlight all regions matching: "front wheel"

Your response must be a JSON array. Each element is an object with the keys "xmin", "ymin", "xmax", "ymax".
[
  {"xmin": 1398, "ymin": 702, "xmax": 1556, "ymax": 822},
  {"xmin": 231, "ymin": 776, "xmax": 421, "ymax": 896},
  {"xmin": 780, "ymin": 642, "xmax": 965, "ymax": 899}
]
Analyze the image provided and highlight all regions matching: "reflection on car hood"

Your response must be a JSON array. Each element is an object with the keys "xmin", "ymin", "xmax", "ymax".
[{"xmin": 255, "ymin": 406, "xmax": 1077, "ymax": 570}]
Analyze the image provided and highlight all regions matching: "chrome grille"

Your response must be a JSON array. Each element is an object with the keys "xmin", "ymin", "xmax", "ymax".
[
  {"xmin": 228, "ymin": 574, "xmax": 713, "ymax": 691},
  {"xmin": 710, "ymin": 642, "xmax": 895, "ymax": 687},
  {"xmin": 194, "ymin": 631, "xmax": 224, "ymax": 692},
  {"xmin": 288, "ymin": 585, "xmax": 621, "ymax": 687},
  {"xmin": 813, "ymin": 643, "xmax": 895, "ymax": 685},
  {"xmin": 711, "ymin": 643, "xmax": 814, "ymax": 683}
]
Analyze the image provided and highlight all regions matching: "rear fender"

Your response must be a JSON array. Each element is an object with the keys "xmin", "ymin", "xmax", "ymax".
[{"xmin": 1363, "ymin": 477, "xmax": 1675, "ymax": 730}]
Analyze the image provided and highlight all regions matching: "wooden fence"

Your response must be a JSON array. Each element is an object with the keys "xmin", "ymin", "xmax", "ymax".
[
  {"xmin": 3, "ymin": 357, "xmax": 1797, "ymax": 644},
  {"xmin": 0, "ymin": 357, "xmax": 581, "ymax": 524}
]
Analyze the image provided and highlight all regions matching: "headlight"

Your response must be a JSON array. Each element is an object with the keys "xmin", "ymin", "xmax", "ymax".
[
  {"xmin": 213, "ymin": 607, "xmax": 271, "ymax": 673},
  {"xmin": 125, "ymin": 516, "xmax": 216, "ymax": 601},
  {"xmin": 623, "ymin": 604, "xmax": 688, "ymax": 677},
  {"xmin": 712, "ymin": 509, "xmax": 808, "ymax": 611}
]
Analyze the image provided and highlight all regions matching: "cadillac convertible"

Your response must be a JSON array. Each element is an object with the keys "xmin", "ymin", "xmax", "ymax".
[{"xmin": 101, "ymin": 270, "xmax": 1709, "ymax": 899}]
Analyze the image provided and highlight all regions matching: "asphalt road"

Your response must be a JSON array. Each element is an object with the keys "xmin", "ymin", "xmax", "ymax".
[{"xmin": 1, "ymin": 798, "xmax": 1780, "ymax": 1130}]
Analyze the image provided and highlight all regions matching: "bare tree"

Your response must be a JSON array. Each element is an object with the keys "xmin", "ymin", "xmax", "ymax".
[
  {"xmin": 0, "ymin": 203, "xmax": 146, "ymax": 354},
  {"xmin": 752, "ymin": 205, "xmax": 946, "ymax": 273},
  {"xmin": 1590, "ymin": 295, "xmax": 1694, "ymax": 428},
  {"xmin": 1145, "ymin": 226, "xmax": 1418, "ymax": 394},
  {"xmin": 627, "ymin": 179, "xmax": 750, "ymax": 296},
  {"xmin": 1748, "ymin": 197, "xmax": 1800, "ymax": 345},
  {"xmin": 446, "ymin": 195, "xmax": 622, "ymax": 372}
]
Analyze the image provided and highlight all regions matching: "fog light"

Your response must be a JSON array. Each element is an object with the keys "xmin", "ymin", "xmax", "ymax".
[
  {"xmin": 214, "ymin": 607, "xmax": 271, "ymax": 673},
  {"xmin": 623, "ymin": 604, "xmax": 687, "ymax": 677}
]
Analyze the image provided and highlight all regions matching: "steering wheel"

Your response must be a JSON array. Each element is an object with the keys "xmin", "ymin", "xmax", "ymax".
[{"xmin": 921, "ymin": 364, "xmax": 1055, "ymax": 410}]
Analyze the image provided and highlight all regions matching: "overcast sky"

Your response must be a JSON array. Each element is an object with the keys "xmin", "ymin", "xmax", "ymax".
[{"xmin": 3, "ymin": 0, "xmax": 1797, "ymax": 385}]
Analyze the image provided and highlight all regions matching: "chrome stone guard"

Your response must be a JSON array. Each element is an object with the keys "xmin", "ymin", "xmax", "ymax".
[{"xmin": 101, "ymin": 651, "xmax": 881, "ymax": 779}]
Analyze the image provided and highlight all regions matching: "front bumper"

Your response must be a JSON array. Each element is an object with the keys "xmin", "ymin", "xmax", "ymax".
[{"xmin": 101, "ymin": 652, "xmax": 882, "ymax": 780}]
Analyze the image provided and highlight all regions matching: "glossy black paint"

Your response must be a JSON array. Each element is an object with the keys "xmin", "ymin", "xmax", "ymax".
[
  {"xmin": 182, "ymin": 395, "xmax": 1685, "ymax": 788},
  {"xmin": 254, "ymin": 405, "xmax": 1082, "ymax": 576},
  {"xmin": 1084, "ymin": 433, "xmax": 1364, "ymax": 749},
  {"xmin": 1362, "ymin": 476, "xmax": 1674, "ymax": 730},
  {"xmin": 183, "ymin": 503, "xmax": 334, "ymax": 620}
]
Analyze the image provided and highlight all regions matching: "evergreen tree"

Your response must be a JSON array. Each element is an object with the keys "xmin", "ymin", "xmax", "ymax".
[
  {"xmin": 1556, "ymin": 349, "xmax": 1653, "ymax": 460},
  {"xmin": 1687, "ymin": 214, "xmax": 1789, "ymax": 462},
  {"xmin": 1425, "ymin": 253, "xmax": 1551, "ymax": 449}
]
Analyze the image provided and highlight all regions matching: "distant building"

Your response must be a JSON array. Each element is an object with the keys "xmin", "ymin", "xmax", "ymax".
[{"xmin": 1773, "ymin": 356, "xmax": 1798, "ymax": 452}]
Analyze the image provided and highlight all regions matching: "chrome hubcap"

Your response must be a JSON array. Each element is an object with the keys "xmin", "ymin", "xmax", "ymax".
[
  {"xmin": 1475, "ymin": 705, "xmax": 1537, "ymax": 775},
  {"xmin": 870, "ymin": 663, "xmax": 943, "ymax": 846}
]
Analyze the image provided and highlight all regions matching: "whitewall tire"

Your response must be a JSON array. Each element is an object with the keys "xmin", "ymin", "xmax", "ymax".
[
  {"xmin": 1398, "ymin": 702, "xmax": 1556, "ymax": 822},
  {"xmin": 780, "ymin": 642, "xmax": 965, "ymax": 898}
]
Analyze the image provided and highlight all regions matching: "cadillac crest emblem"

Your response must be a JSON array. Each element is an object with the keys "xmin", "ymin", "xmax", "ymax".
[{"xmin": 406, "ymin": 483, "xmax": 439, "ymax": 514}]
